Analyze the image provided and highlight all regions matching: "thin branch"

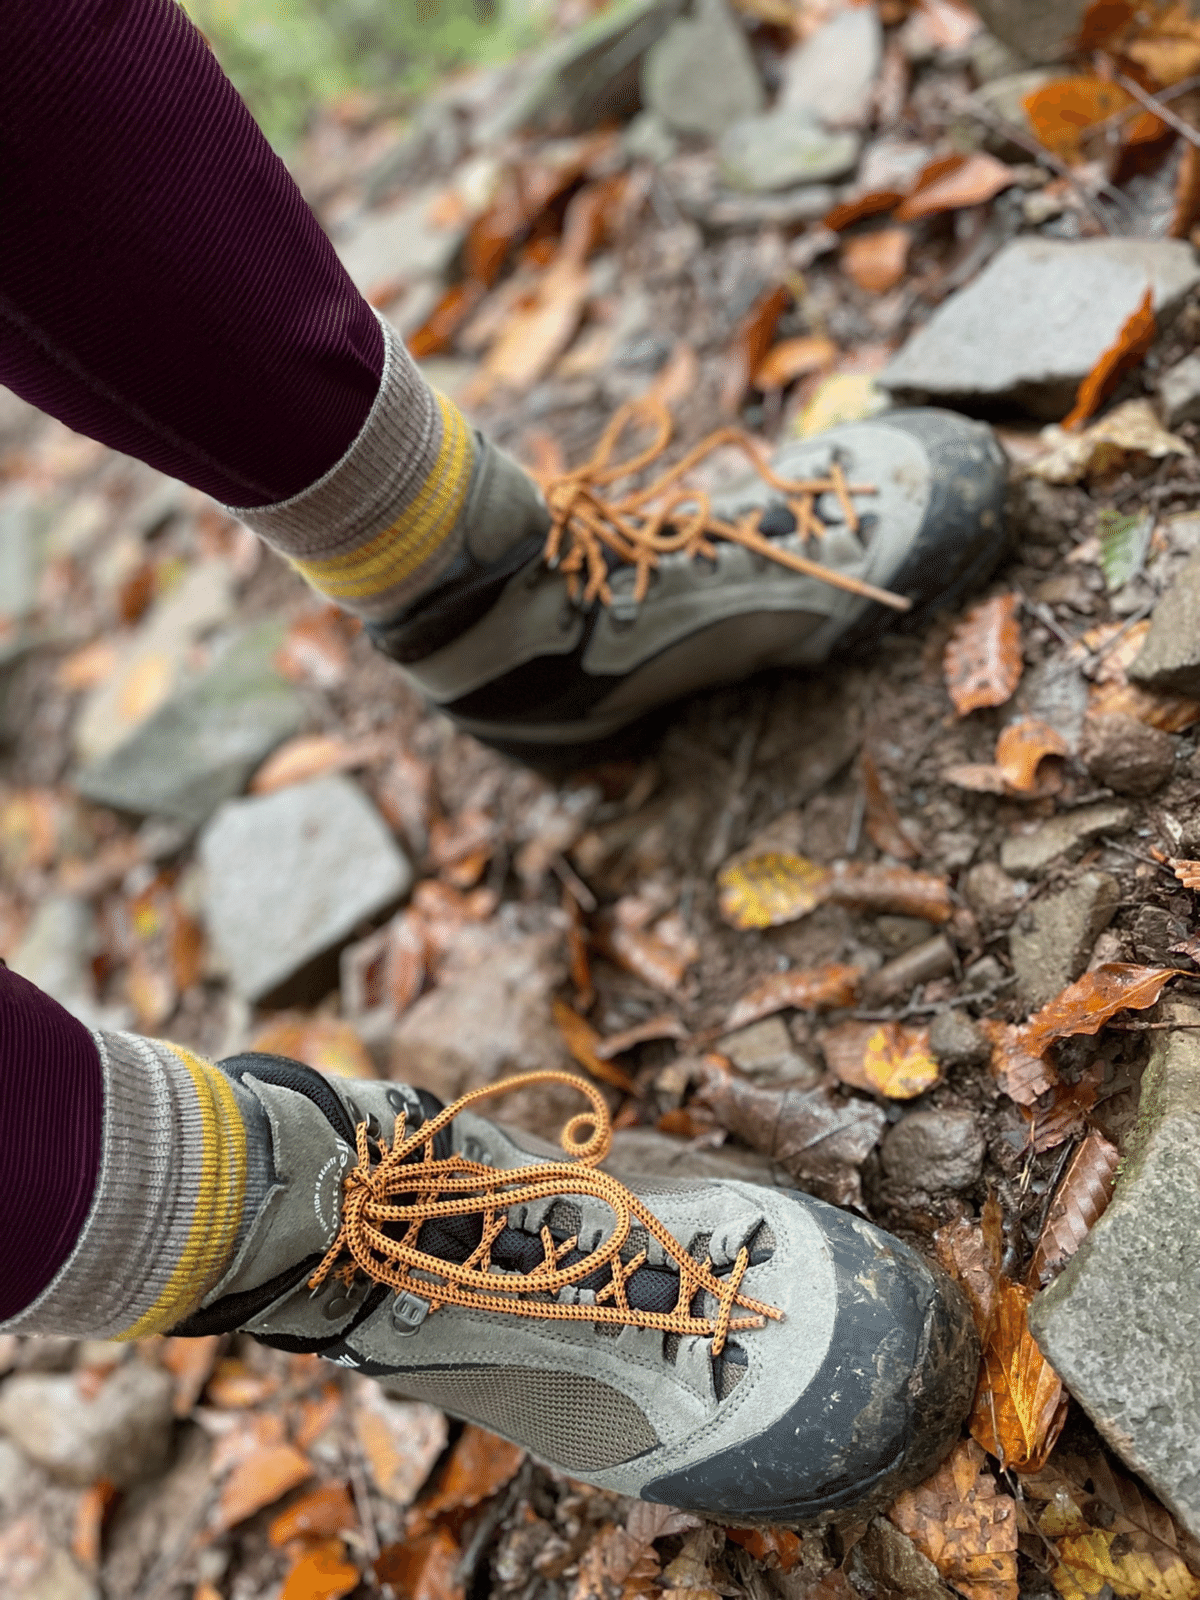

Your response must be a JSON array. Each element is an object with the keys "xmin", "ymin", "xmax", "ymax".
[
  {"xmin": 1089, "ymin": 71, "xmax": 1200, "ymax": 136},
  {"xmin": 1115, "ymin": 71, "xmax": 1200, "ymax": 151},
  {"xmin": 964, "ymin": 101, "xmax": 1129, "ymax": 234}
]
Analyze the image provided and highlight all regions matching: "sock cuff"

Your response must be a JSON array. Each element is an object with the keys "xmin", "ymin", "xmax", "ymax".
[
  {"xmin": 0, "ymin": 1031, "xmax": 263, "ymax": 1340},
  {"xmin": 223, "ymin": 311, "xmax": 477, "ymax": 621}
]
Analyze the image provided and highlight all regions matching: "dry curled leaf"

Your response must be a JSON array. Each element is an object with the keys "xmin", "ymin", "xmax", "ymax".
[
  {"xmin": 598, "ymin": 914, "xmax": 700, "ymax": 996},
  {"xmin": 553, "ymin": 998, "xmax": 637, "ymax": 1092},
  {"xmin": 1028, "ymin": 1131, "xmax": 1120, "ymax": 1288},
  {"xmin": 723, "ymin": 284, "xmax": 790, "ymax": 413},
  {"xmin": 825, "ymin": 860, "xmax": 953, "ymax": 923},
  {"xmin": 861, "ymin": 749, "xmax": 919, "ymax": 860},
  {"xmin": 1022, "ymin": 963, "xmax": 1183, "ymax": 1057},
  {"xmin": 944, "ymin": 594, "xmax": 1023, "ymax": 717},
  {"xmin": 416, "ymin": 1425, "xmax": 525, "ymax": 1524},
  {"xmin": 841, "ymin": 228, "xmax": 911, "ymax": 294},
  {"xmin": 717, "ymin": 851, "xmax": 831, "ymax": 929},
  {"xmin": 1065, "ymin": 288, "xmax": 1156, "ymax": 432},
  {"xmin": 970, "ymin": 1277, "xmax": 1068, "ymax": 1473},
  {"xmin": 269, "ymin": 1483, "xmax": 358, "ymax": 1548},
  {"xmin": 994, "ymin": 718, "xmax": 1070, "ymax": 793},
  {"xmin": 218, "ymin": 1444, "xmax": 313, "ymax": 1530},
  {"xmin": 595, "ymin": 1013, "xmax": 687, "ymax": 1058},
  {"xmin": 376, "ymin": 1529, "xmax": 465, "ymax": 1600},
  {"xmin": 572, "ymin": 1522, "xmax": 662, "ymax": 1600},
  {"xmin": 724, "ymin": 963, "xmax": 862, "ymax": 1030},
  {"xmin": 821, "ymin": 1021, "xmax": 940, "ymax": 1100},
  {"xmin": 888, "ymin": 1438, "xmax": 1019, "ymax": 1600},
  {"xmin": 72, "ymin": 1480, "xmax": 116, "ymax": 1570},
  {"xmin": 723, "ymin": 1526, "xmax": 803, "ymax": 1571},
  {"xmin": 753, "ymin": 335, "xmax": 837, "ymax": 391},
  {"xmin": 893, "ymin": 152, "xmax": 1016, "ymax": 220},
  {"xmin": 275, "ymin": 607, "xmax": 356, "ymax": 689},
  {"xmin": 1023, "ymin": 76, "xmax": 1160, "ymax": 164}
]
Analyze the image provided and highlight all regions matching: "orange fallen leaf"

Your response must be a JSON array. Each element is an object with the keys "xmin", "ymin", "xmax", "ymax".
[
  {"xmin": 574, "ymin": 1521, "xmax": 663, "ymax": 1599},
  {"xmin": 1021, "ymin": 963, "xmax": 1183, "ymax": 1056},
  {"xmin": 822, "ymin": 1020, "xmax": 940, "ymax": 1099},
  {"xmin": 1028, "ymin": 1130, "xmax": 1120, "ymax": 1287},
  {"xmin": 72, "ymin": 1480, "xmax": 116, "ymax": 1569},
  {"xmin": 475, "ymin": 260, "xmax": 592, "ymax": 395},
  {"xmin": 842, "ymin": 227, "xmax": 911, "ymax": 294},
  {"xmin": 888, "ymin": 1438, "xmax": 1019, "ymax": 1600},
  {"xmin": 552, "ymin": 999, "xmax": 638, "ymax": 1093},
  {"xmin": 597, "ymin": 915, "xmax": 700, "ymax": 995},
  {"xmin": 1085, "ymin": 617, "xmax": 1200, "ymax": 732},
  {"xmin": 1172, "ymin": 140, "xmax": 1200, "ymax": 237},
  {"xmin": 1023, "ymin": 76, "xmax": 1160, "ymax": 165},
  {"xmin": 1020, "ymin": 1076, "xmax": 1098, "ymax": 1153},
  {"xmin": 275, "ymin": 608, "xmax": 357, "ymax": 690},
  {"xmin": 724, "ymin": 963, "xmax": 862, "ymax": 1030},
  {"xmin": 1063, "ymin": 288, "xmax": 1155, "ymax": 432},
  {"xmin": 894, "ymin": 152, "xmax": 1016, "ymax": 220},
  {"xmin": 249, "ymin": 734, "xmax": 375, "ymax": 795},
  {"xmin": 825, "ymin": 860, "xmax": 953, "ymax": 923},
  {"xmin": 160, "ymin": 1334, "xmax": 221, "ymax": 1415},
  {"xmin": 375, "ymin": 1528, "xmax": 465, "ymax": 1600},
  {"xmin": 295, "ymin": 1385, "xmax": 343, "ymax": 1452},
  {"xmin": 407, "ymin": 283, "xmax": 486, "ymax": 360},
  {"xmin": 994, "ymin": 718, "xmax": 1070, "ymax": 793},
  {"xmin": 280, "ymin": 1539, "xmax": 360, "ymax": 1600},
  {"xmin": 980, "ymin": 1019, "xmax": 1060, "ymax": 1105},
  {"xmin": 269, "ymin": 1483, "xmax": 358, "ymax": 1548},
  {"xmin": 205, "ymin": 1357, "xmax": 280, "ymax": 1409},
  {"xmin": 723, "ymin": 1526, "xmax": 803, "ymax": 1572},
  {"xmin": 935, "ymin": 1194, "xmax": 1004, "ymax": 1343},
  {"xmin": 823, "ymin": 189, "xmax": 906, "ymax": 231},
  {"xmin": 415, "ymin": 1425, "xmax": 525, "ymax": 1522},
  {"xmin": 861, "ymin": 749, "xmax": 919, "ymax": 860},
  {"xmin": 168, "ymin": 901, "xmax": 205, "ymax": 993},
  {"xmin": 969, "ymin": 1277, "xmax": 1068, "ymax": 1473},
  {"xmin": 944, "ymin": 594, "xmax": 1023, "ymax": 716},
  {"xmin": 1174, "ymin": 857, "xmax": 1200, "ymax": 888},
  {"xmin": 722, "ymin": 284, "xmax": 791, "ymax": 413},
  {"xmin": 251, "ymin": 1014, "xmax": 374, "ymax": 1081},
  {"xmin": 717, "ymin": 851, "xmax": 831, "ymax": 929},
  {"xmin": 753, "ymin": 335, "xmax": 837, "ymax": 391},
  {"xmin": 218, "ymin": 1443, "xmax": 313, "ymax": 1530}
]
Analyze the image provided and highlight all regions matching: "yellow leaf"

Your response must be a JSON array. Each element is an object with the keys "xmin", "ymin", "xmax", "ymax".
[
  {"xmin": 970, "ymin": 1278, "xmax": 1068, "ymax": 1474},
  {"xmin": 793, "ymin": 374, "xmax": 888, "ymax": 439},
  {"xmin": 717, "ymin": 851, "xmax": 831, "ymax": 929},
  {"xmin": 1051, "ymin": 1527, "xmax": 1200, "ymax": 1599},
  {"xmin": 117, "ymin": 651, "xmax": 174, "ymax": 728},
  {"xmin": 861, "ymin": 1023, "xmax": 940, "ymax": 1099}
]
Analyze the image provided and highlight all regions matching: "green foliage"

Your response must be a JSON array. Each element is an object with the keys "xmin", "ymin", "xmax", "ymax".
[
  {"xmin": 181, "ymin": 0, "xmax": 550, "ymax": 149},
  {"xmin": 1096, "ymin": 509, "xmax": 1153, "ymax": 592}
]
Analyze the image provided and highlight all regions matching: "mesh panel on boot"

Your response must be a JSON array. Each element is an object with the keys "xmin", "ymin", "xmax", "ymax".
[{"xmin": 384, "ymin": 1366, "xmax": 657, "ymax": 1471}]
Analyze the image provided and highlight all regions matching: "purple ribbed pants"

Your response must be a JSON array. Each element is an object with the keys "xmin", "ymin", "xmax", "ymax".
[{"xmin": 1, "ymin": 0, "xmax": 388, "ymax": 1319}]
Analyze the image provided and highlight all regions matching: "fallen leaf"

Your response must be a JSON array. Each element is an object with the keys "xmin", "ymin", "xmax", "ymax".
[
  {"xmin": 1020, "ymin": 1076, "xmax": 1098, "ymax": 1153},
  {"xmin": 981, "ymin": 1019, "xmax": 1060, "ymax": 1105},
  {"xmin": 823, "ymin": 189, "xmax": 906, "ymax": 231},
  {"xmin": 1023, "ymin": 76, "xmax": 1158, "ymax": 164},
  {"xmin": 475, "ymin": 260, "xmax": 591, "ymax": 395},
  {"xmin": 376, "ymin": 1529, "xmax": 465, "ymax": 1600},
  {"xmin": 1038, "ymin": 1449, "xmax": 1200, "ymax": 1589},
  {"xmin": 206, "ymin": 1358, "xmax": 280, "ymax": 1409},
  {"xmin": 894, "ymin": 153, "xmax": 1016, "ymax": 220},
  {"xmin": 275, "ymin": 608, "xmax": 356, "ymax": 689},
  {"xmin": 1085, "ymin": 618, "xmax": 1200, "ymax": 732},
  {"xmin": 647, "ymin": 341, "xmax": 701, "ymax": 412},
  {"xmin": 280, "ymin": 1539, "xmax": 360, "ymax": 1600},
  {"xmin": 251, "ymin": 1015, "xmax": 374, "ymax": 1081},
  {"xmin": 1022, "ymin": 963, "xmax": 1183, "ymax": 1057},
  {"xmin": 753, "ymin": 335, "xmax": 838, "ymax": 391},
  {"xmin": 888, "ymin": 1438, "xmax": 1019, "ymax": 1600},
  {"xmin": 826, "ymin": 860, "xmax": 954, "ymax": 923},
  {"xmin": 596, "ymin": 1012, "xmax": 687, "ymax": 1057},
  {"xmin": 821, "ymin": 1021, "xmax": 940, "ymax": 1099},
  {"xmin": 695, "ymin": 1054, "xmax": 886, "ymax": 1209},
  {"xmin": 794, "ymin": 373, "xmax": 888, "ymax": 437},
  {"xmin": 354, "ymin": 1388, "xmax": 447, "ymax": 1507},
  {"xmin": 724, "ymin": 964, "xmax": 862, "ymax": 1030},
  {"xmin": 1172, "ymin": 139, "xmax": 1200, "ymax": 237},
  {"xmin": 0, "ymin": 788, "xmax": 60, "ymax": 873},
  {"xmin": 417, "ymin": 1425, "xmax": 525, "ymax": 1525},
  {"xmin": 861, "ymin": 749, "xmax": 919, "ymax": 860},
  {"xmin": 722, "ymin": 284, "xmax": 791, "ymax": 413},
  {"xmin": 1028, "ymin": 1130, "xmax": 1120, "ymax": 1287},
  {"xmin": 597, "ymin": 916, "xmax": 700, "ymax": 995},
  {"xmin": 970, "ymin": 1276, "xmax": 1068, "ymax": 1473},
  {"xmin": 1048, "ymin": 1521, "xmax": 1200, "ymax": 1600},
  {"xmin": 842, "ymin": 228, "xmax": 911, "ymax": 294},
  {"xmin": 723, "ymin": 1526, "xmax": 803, "ymax": 1572},
  {"xmin": 218, "ymin": 1444, "xmax": 313, "ymax": 1530},
  {"xmin": 72, "ymin": 1480, "xmax": 116, "ymax": 1569},
  {"xmin": 160, "ymin": 1334, "xmax": 221, "ymax": 1415},
  {"xmin": 1126, "ymin": 4, "xmax": 1200, "ymax": 89},
  {"xmin": 407, "ymin": 282, "xmax": 486, "ymax": 360},
  {"xmin": 944, "ymin": 594, "xmax": 1023, "ymax": 716},
  {"xmin": 1096, "ymin": 508, "xmax": 1153, "ymax": 590},
  {"xmin": 994, "ymin": 718, "xmax": 1070, "ymax": 793},
  {"xmin": 57, "ymin": 638, "xmax": 119, "ymax": 692},
  {"xmin": 429, "ymin": 808, "xmax": 496, "ymax": 882},
  {"xmin": 1064, "ymin": 289, "xmax": 1156, "ymax": 431},
  {"xmin": 1175, "ymin": 857, "xmax": 1200, "ymax": 889},
  {"xmin": 552, "ymin": 999, "xmax": 638, "ymax": 1093},
  {"xmin": 572, "ymin": 1522, "xmax": 662, "ymax": 1600},
  {"xmin": 269, "ymin": 1483, "xmax": 358, "ymax": 1548},
  {"xmin": 250, "ymin": 734, "xmax": 377, "ymax": 795},
  {"xmin": 935, "ymin": 1194, "xmax": 1004, "ymax": 1341},
  {"xmin": 1032, "ymin": 399, "xmax": 1191, "ymax": 485},
  {"xmin": 717, "ymin": 851, "xmax": 831, "ymax": 930},
  {"xmin": 117, "ymin": 650, "xmax": 174, "ymax": 728},
  {"xmin": 295, "ymin": 1385, "xmax": 343, "ymax": 1452}
]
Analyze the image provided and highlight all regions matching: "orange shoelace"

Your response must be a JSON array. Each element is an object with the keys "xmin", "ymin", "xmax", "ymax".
[
  {"xmin": 309, "ymin": 1070, "xmax": 783, "ymax": 1357},
  {"xmin": 535, "ymin": 397, "xmax": 911, "ymax": 615}
]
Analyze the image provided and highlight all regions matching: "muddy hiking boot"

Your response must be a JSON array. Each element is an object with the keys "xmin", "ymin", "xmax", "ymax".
[
  {"xmin": 367, "ymin": 404, "xmax": 1008, "ymax": 760},
  {"xmin": 173, "ymin": 1055, "xmax": 979, "ymax": 1525}
]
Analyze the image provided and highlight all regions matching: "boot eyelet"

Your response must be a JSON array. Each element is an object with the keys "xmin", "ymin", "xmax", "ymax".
[
  {"xmin": 324, "ymin": 1292, "xmax": 354, "ymax": 1320},
  {"xmin": 385, "ymin": 1089, "xmax": 409, "ymax": 1112}
]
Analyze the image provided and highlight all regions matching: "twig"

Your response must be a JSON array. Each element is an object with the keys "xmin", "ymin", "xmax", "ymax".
[
  {"xmin": 455, "ymin": 1461, "xmax": 531, "ymax": 1590},
  {"xmin": 704, "ymin": 693, "xmax": 766, "ymax": 871},
  {"xmin": 551, "ymin": 851, "xmax": 597, "ymax": 913},
  {"xmin": 1088, "ymin": 71, "xmax": 1200, "ymax": 136},
  {"xmin": 1115, "ymin": 71, "xmax": 1200, "ymax": 151},
  {"xmin": 133, "ymin": 1486, "xmax": 219, "ymax": 1600},
  {"xmin": 1084, "ymin": 597, "xmax": 1157, "ymax": 667},
  {"xmin": 848, "ymin": 975, "xmax": 1016, "ymax": 1023},
  {"xmin": 964, "ymin": 102, "xmax": 1129, "ymax": 234},
  {"xmin": 845, "ymin": 785, "xmax": 866, "ymax": 857},
  {"xmin": 1107, "ymin": 1019, "xmax": 1200, "ymax": 1031},
  {"xmin": 1098, "ymin": 837, "xmax": 1178, "ymax": 876},
  {"xmin": 1014, "ymin": 584, "xmax": 1079, "ymax": 650},
  {"xmin": 346, "ymin": 1422, "xmax": 381, "ymax": 1565}
]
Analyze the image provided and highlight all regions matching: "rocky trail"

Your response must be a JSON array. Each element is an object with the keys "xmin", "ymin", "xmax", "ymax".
[{"xmin": 9, "ymin": 0, "xmax": 1200, "ymax": 1595}]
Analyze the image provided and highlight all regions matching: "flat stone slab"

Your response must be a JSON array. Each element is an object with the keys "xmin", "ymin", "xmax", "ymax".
[
  {"xmin": 642, "ymin": 0, "xmax": 764, "ymax": 139},
  {"xmin": 717, "ymin": 110, "xmax": 859, "ymax": 192},
  {"xmin": 1128, "ymin": 545, "xmax": 1200, "ymax": 696},
  {"xmin": 1030, "ymin": 1002, "xmax": 1200, "ymax": 1538},
  {"xmin": 778, "ymin": 4, "xmax": 882, "ymax": 127},
  {"xmin": 74, "ymin": 621, "xmax": 305, "ymax": 829},
  {"xmin": 200, "ymin": 775, "xmax": 411, "ymax": 1004},
  {"xmin": 999, "ymin": 800, "xmax": 1135, "ymax": 876},
  {"xmin": 881, "ymin": 238, "xmax": 1200, "ymax": 420}
]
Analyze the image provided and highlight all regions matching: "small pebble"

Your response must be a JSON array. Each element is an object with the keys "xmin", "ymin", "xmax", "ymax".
[
  {"xmin": 928, "ymin": 1010, "xmax": 990, "ymax": 1070},
  {"xmin": 961, "ymin": 861, "xmax": 1025, "ymax": 929},
  {"xmin": 882, "ymin": 1109, "xmax": 985, "ymax": 1193},
  {"xmin": 1081, "ymin": 712, "xmax": 1176, "ymax": 796}
]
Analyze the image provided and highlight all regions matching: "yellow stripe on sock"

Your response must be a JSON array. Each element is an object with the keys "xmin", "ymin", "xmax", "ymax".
[
  {"xmin": 117, "ymin": 1046, "xmax": 247, "ymax": 1341},
  {"xmin": 293, "ymin": 394, "xmax": 474, "ymax": 604}
]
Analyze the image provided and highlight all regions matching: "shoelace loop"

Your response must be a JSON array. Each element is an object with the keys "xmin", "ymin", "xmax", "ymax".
[
  {"xmin": 534, "ymin": 397, "xmax": 911, "ymax": 615},
  {"xmin": 309, "ymin": 1069, "xmax": 783, "ymax": 1359}
]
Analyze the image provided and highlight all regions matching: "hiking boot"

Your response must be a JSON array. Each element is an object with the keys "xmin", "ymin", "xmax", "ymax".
[
  {"xmin": 173, "ymin": 1056, "xmax": 979, "ymax": 1525},
  {"xmin": 366, "ymin": 406, "xmax": 1008, "ymax": 760}
]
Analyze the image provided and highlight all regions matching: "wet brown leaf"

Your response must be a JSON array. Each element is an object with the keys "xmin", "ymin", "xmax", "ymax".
[
  {"xmin": 407, "ymin": 282, "xmax": 486, "ymax": 360},
  {"xmin": 280, "ymin": 1539, "xmax": 361, "ymax": 1600},
  {"xmin": 753, "ymin": 336, "xmax": 837, "ymax": 391},
  {"xmin": 596, "ymin": 1012, "xmax": 687, "ymax": 1057},
  {"xmin": 355, "ymin": 1388, "xmax": 448, "ymax": 1506},
  {"xmin": 1173, "ymin": 139, "xmax": 1200, "ymax": 238},
  {"xmin": 994, "ymin": 718, "xmax": 1070, "ymax": 793},
  {"xmin": 980, "ymin": 1019, "xmax": 1059, "ymax": 1106},
  {"xmin": 823, "ymin": 189, "xmax": 906, "ymax": 231},
  {"xmin": 893, "ymin": 153, "xmax": 1016, "ymax": 220},
  {"xmin": 72, "ymin": 1480, "xmax": 116, "ymax": 1569},
  {"xmin": 825, "ymin": 860, "xmax": 953, "ymax": 923},
  {"xmin": 841, "ymin": 228, "xmax": 911, "ymax": 294},
  {"xmin": 251, "ymin": 1014, "xmax": 374, "ymax": 1081},
  {"xmin": 218, "ymin": 1443, "xmax": 313, "ymax": 1530},
  {"xmin": 723, "ymin": 1527, "xmax": 803, "ymax": 1571},
  {"xmin": 376, "ymin": 1529, "xmax": 465, "ymax": 1600},
  {"xmin": 250, "ymin": 733, "xmax": 379, "ymax": 795},
  {"xmin": 1022, "ymin": 963, "xmax": 1183, "ymax": 1057},
  {"xmin": 935, "ymin": 1194, "xmax": 1004, "ymax": 1342},
  {"xmin": 553, "ymin": 999, "xmax": 638, "ymax": 1093},
  {"xmin": 1028, "ymin": 1131, "xmax": 1120, "ymax": 1287},
  {"xmin": 598, "ymin": 915, "xmax": 699, "ymax": 995},
  {"xmin": 1064, "ymin": 288, "xmax": 1156, "ymax": 432},
  {"xmin": 1035, "ymin": 1448, "xmax": 1200, "ymax": 1584},
  {"xmin": 275, "ymin": 607, "xmax": 357, "ymax": 689},
  {"xmin": 724, "ymin": 963, "xmax": 862, "ymax": 1030},
  {"xmin": 821, "ymin": 1021, "xmax": 940, "ymax": 1099},
  {"xmin": 475, "ymin": 260, "xmax": 591, "ymax": 395},
  {"xmin": 722, "ymin": 284, "xmax": 791, "ymax": 413},
  {"xmin": 269, "ymin": 1483, "xmax": 358, "ymax": 1548},
  {"xmin": 888, "ymin": 1438, "xmax": 1018, "ymax": 1600},
  {"xmin": 970, "ymin": 1277, "xmax": 1068, "ymax": 1473},
  {"xmin": 572, "ymin": 1522, "xmax": 662, "ymax": 1600},
  {"xmin": 944, "ymin": 594, "xmax": 1023, "ymax": 716},
  {"xmin": 861, "ymin": 749, "xmax": 919, "ymax": 860},
  {"xmin": 1020, "ymin": 1076, "xmax": 1098, "ymax": 1153},
  {"xmin": 1085, "ymin": 618, "xmax": 1200, "ymax": 732},
  {"xmin": 1024, "ymin": 77, "xmax": 1158, "ymax": 164},
  {"xmin": 717, "ymin": 851, "xmax": 831, "ymax": 929}
]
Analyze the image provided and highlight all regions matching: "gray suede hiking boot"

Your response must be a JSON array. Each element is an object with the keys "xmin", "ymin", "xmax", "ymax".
[
  {"xmin": 173, "ymin": 1054, "xmax": 979, "ymax": 1526},
  {"xmin": 366, "ymin": 408, "xmax": 1008, "ymax": 760}
]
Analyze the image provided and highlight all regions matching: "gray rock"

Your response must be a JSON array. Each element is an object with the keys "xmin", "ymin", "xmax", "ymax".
[
  {"xmin": 0, "ymin": 1361, "xmax": 174, "ymax": 1487},
  {"xmin": 8, "ymin": 895, "xmax": 129, "ymax": 1033},
  {"xmin": 851, "ymin": 1515, "xmax": 956, "ymax": 1600},
  {"xmin": 863, "ymin": 935, "xmax": 955, "ymax": 1005},
  {"xmin": 1160, "ymin": 352, "xmax": 1200, "ymax": 428},
  {"xmin": 961, "ymin": 860, "xmax": 1028, "ymax": 927},
  {"xmin": 623, "ymin": 108, "xmax": 679, "ymax": 164},
  {"xmin": 0, "ymin": 488, "xmax": 40, "ymax": 622},
  {"xmin": 642, "ymin": 0, "xmax": 764, "ymax": 139},
  {"xmin": 881, "ymin": 238, "xmax": 1200, "ymax": 421},
  {"xmin": 688, "ymin": 182, "xmax": 837, "ymax": 231},
  {"xmin": 718, "ymin": 109, "xmax": 860, "ymax": 192},
  {"xmin": 874, "ymin": 915, "xmax": 937, "ymax": 954},
  {"xmin": 26, "ymin": 1550, "xmax": 99, "ymax": 1600},
  {"xmin": 1129, "ymin": 546, "xmax": 1200, "ymax": 696},
  {"xmin": 606, "ymin": 1126, "xmax": 790, "ymax": 1187},
  {"xmin": 928, "ymin": 1010, "xmax": 990, "ymax": 1071},
  {"xmin": 998, "ymin": 800, "xmax": 1135, "ymax": 876},
  {"xmin": 778, "ymin": 5, "xmax": 882, "ymax": 128},
  {"xmin": 970, "ymin": 0, "xmax": 1090, "ymax": 64},
  {"xmin": 200, "ymin": 775, "xmax": 411, "ymax": 1004},
  {"xmin": 716, "ymin": 1016, "xmax": 820, "ymax": 1087},
  {"xmin": 1016, "ymin": 653, "xmax": 1090, "ymax": 752},
  {"xmin": 1130, "ymin": 904, "xmax": 1189, "ymax": 966},
  {"xmin": 1009, "ymin": 871, "xmax": 1121, "ymax": 1009},
  {"xmin": 1081, "ymin": 712, "xmax": 1176, "ymax": 796},
  {"xmin": 334, "ymin": 187, "xmax": 464, "ymax": 297},
  {"xmin": 74, "ymin": 621, "xmax": 305, "ymax": 828},
  {"xmin": 883, "ymin": 1109, "xmax": 985, "ymax": 1193},
  {"xmin": 1030, "ymin": 1000, "xmax": 1200, "ymax": 1538}
]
